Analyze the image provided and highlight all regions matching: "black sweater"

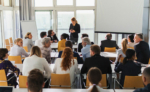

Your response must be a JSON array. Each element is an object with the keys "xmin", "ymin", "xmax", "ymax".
[{"xmin": 69, "ymin": 23, "xmax": 80, "ymax": 38}]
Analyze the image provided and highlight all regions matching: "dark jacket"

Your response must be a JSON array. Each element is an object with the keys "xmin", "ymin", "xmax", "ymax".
[
  {"xmin": 48, "ymin": 34, "xmax": 59, "ymax": 42},
  {"xmin": 69, "ymin": 23, "xmax": 80, "ymax": 38},
  {"xmin": 81, "ymin": 54, "xmax": 112, "ymax": 74},
  {"xmin": 134, "ymin": 84, "xmax": 150, "ymax": 92},
  {"xmin": 100, "ymin": 40, "xmax": 119, "ymax": 52},
  {"xmin": 78, "ymin": 42, "xmax": 94, "ymax": 52},
  {"xmin": 134, "ymin": 41, "xmax": 149, "ymax": 64},
  {"xmin": 115, "ymin": 60, "xmax": 141, "ymax": 86}
]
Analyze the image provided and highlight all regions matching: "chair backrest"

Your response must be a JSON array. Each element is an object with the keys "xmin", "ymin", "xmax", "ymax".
[
  {"xmin": 6, "ymin": 46, "xmax": 10, "ymax": 51},
  {"xmin": 149, "ymin": 58, "xmax": 150, "ymax": 64},
  {"xmin": 123, "ymin": 76, "xmax": 144, "ymax": 89},
  {"xmin": 50, "ymin": 73, "xmax": 71, "ymax": 89},
  {"xmin": 9, "ymin": 37, "xmax": 13, "ymax": 47},
  {"xmin": 127, "ymin": 46, "xmax": 134, "ymax": 49},
  {"xmin": 104, "ymin": 47, "xmax": 116, "ymax": 52},
  {"xmin": 19, "ymin": 75, "xmax": 27, "ymax": 88},
  {"xmin": 23, "ymin": 46, "xmax": 28, "ymax": 52},
  {"xmin": 5, "ymin": 39, "xmax": 10, "ymax": 46},
  {"xmin": 0, "ymin": 70, "xmax": 8, "ymax": 86},
  {"xmin": 120, "ymin": 57, "xmax": 124, "ymax": 63},
  {"xmin": 8, "ymin": 56, "xmax": 22, "ymax": 64}
]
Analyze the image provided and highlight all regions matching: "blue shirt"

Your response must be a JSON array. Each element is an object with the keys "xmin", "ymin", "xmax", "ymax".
[
  {"xmin": 134, "ymin": 84, "xmax": 150, "ymax": 92},
  {"xmin": 81, "ymin": 45, "xmax": 91, "ymax": 61}
]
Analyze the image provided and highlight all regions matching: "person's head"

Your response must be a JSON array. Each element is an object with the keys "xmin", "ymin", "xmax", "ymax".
[
  {"xmin": 27, "ymin": 69, "xmax": 44, "ymax": 92},
  {"xmin": 121, "ymin": 38, "xmax": 128, "ymax": 54},
  {"xmin": 30, "ymin": 46, "xmax": 42, "ymax": 57},
  {"xmin": 61, "ymin": 33, "xmax": 69, "ymax": 40},
  {"xmin": 87, "ymin": 67, "xmax": 102, "ymax": 92},
  {"xmin": 82, "ymin": 34, "xmax": 89, "ymax": 38},
  {"xmin": 128, "ymin": 34, "xmax": 134, "ymax": 43},
  {"xmin": 106, "ymin": 33, "xmax": 112, "ymax": 40},
  {"xmin": 42, "ymin": 37, "xmax": 51, "ymax": 48},
  {"xmin": 142, "ymin": 67, "xmax": 150, "ymax": 86},
  {"xmin": 25, "ymin": 32, "xmax": 32, "ymax": 39},
  {"xmin": 90, "ymin": 45, "xmax": 101, "ymax": 56},
  {"xmin": 48, "ymin": 30, "xmax": 55, "ymax": 37},
  {"xmin": 61, "ymin": 47, "xmax": 74, "ymax": 71},
  {"xmin": 0, "ymin": 48, "xmax": 9, "ymax": 59},
  {"xmin": 82, "ymin": 37, "xmax": 91, "ymax": 47},
  {"xmin": 65, "ymin": 40, "xmax": 73, "ymax": 49},
  {"xmin": 123, "ymin": 49, "xmax": 136, "ymax": 64},
  {"xmin": 16, "ymin": 38, "xmax": 23, "ymax": 47},
  {"xmin": 40, "ymin": 32, "xmax": 47, "ymax": 38},
  {"xmin": 71, "ymin": 17, "xmax": 77, "ymax": 25},
  {"xmin": 134, "ymin": 33, "xmax": 143, "ymax": 43}
]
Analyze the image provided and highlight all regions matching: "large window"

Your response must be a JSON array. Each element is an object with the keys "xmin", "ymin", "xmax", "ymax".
[
  {"xmin": 15, "ymin": 0, "xmax": 19, "ymax": 6},
  {"xmin": 76, "ymin": 0, "xmax": 95, "ymax": 6},
  {"xmin": 35, "ymin": 0, "xmax": 53, "ymax": 7},
  {"xmin": 0, "ymin": 14, "xmax": 2, "ymax": 48},
  {"xmin": 4, "ymin": 0, "xmax": 11, "ymax": 6},
  {"xmin": 57, "ymin": 0, "xmax": 73, "ymax": 5},
  {"xmin": 15, "ymin": 10, "xmax": 20, "ymax": 38}
]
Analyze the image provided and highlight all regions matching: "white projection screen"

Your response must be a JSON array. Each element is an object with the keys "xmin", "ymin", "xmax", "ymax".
[{"xmin": 96, "ymin": 0, "xmax": 144, "ymax": 33}]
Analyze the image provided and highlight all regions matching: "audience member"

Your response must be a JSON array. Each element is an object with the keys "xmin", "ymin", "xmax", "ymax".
[
  {"xmin": 40, "ymin": 37, "xmax": 51, "ymax": 64},
  {"xmin": 53, "ymin": 47, "xmax": 80, "ymax": 86},
  {"xmin": 78, "ymin": 34, "xmax": 94, "ymax": 52},
  {"xmin": 81, "ymin": 45, "xmax": 112, "ymax": 74},
  {"xmin": 27, "ymin": 69, "xmax": 45, "ymax": 92},
  {"xmin": 35, "ymin": 32, "xmax": 47, "ymax": 47},
  {"xmin": 23, "ymin": 32, "xmax": 34, "ymax": 52},
  {"xmin": 115, "ymin": 49, "xmax": 141, "ymax": 87},
  {"xmin": 100, "ymin": 33, "xmax": 119, "ymax": 52},
  {"xmin": 134, "ymin": 67, "xmax": 150, "ymax": 92},
  {"xmin": 127, "ymin": 34, "xmax": 136, "ymax": 47},
  {"xmin": 58, "ymin": 40, "xmax": 83, "ymax": 64},
  {"xmin": 58, "ymin": 33, "xmax": 69, "ymax": 52},
  {"xmin": 0, "ymin": 48, "xmax": 20, "ymax": 88},
  {"xmin": 87, "ymin": 67, "xmax": 109, "ymax": 92},
  {"xmin": 81, "ymin": 37, "xmax": 91, "ymax": 61},
  {"xmin": 47, "ymin": 30, "xmax": 58, "ymax": 43},
  {"xmin": 10, "ymin": 38, "xmax": 29, "ymax": 57}
]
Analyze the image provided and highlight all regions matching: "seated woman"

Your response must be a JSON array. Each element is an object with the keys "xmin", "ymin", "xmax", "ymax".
[
  {"xmin": 40, "ymin": 37, "xmax": 51, "ymax": 64},
  {"xmin": 23, "ymin": 32, "xmax": 34, "ymax": 52},
  {"xmin": 127, "ymin": 34, "xmax": 136, "ymax": 48},
  {"xmin": 0, "ymin": 48, "xmax": 20, "ymax": 88},
  {"xmin": 58, "ymin": 33, "xmax": 69, "ymax": 52},
  {"xmin": 87, "ymin": 67, "xmax": 109, "ymax": 92},
  {"xmin": 115, "ymin": 49, "xmax": 141, "ymax": 87},
  {"xmin": 53, "ymin": 47, "xmax": 80, "ymax": 86},
  {"xmin": 47, "ymin": 30, "xmax": 59, "ymax": 43},
  {"xmin": 10, "ymin": 38, "xmax": 29, "ymax": 57},
  {"xmin": 22, "ymin": 46, "xmax": 52, "ymax": 88}
]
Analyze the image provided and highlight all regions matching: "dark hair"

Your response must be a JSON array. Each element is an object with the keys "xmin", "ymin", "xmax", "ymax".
[
  {"xmin": 40, "ymin": 32, "xmax": 47, "ymax": 38},
  {"xmin": 82, "ymin": 34, "xmax": 89, "ymax": 38},
  {"xmin": 123, "ymin": 49, "xmax": 135, "ymax": 64},
  {"xmin": 61, "ymin": 33, "xmax": 69, "ymax": 40},
  {"xmin": 90, "ymin": 45, "xmax": 101, "ymax": 55},
  {"xmin": 65, "ymin": 40, "xmax": 72, "ymax": 49},
  {"xmin": 48, "ymin": 30, "xmax": 53, "ymax": 37},
  {"xmin": 106, "ymin": 33, "xmax": 112, "ymax": 40},
  {"xmin": 28, "ymin": 69, "xmax": 44, "ymax": 92},
  {"xmin": 135, "ymin": 33, "xmax": 143, "ymax": 39},
  {"xmin": 143, "ymin": 67, "xmax": 150, "ymax": 81},
  {"xmin": 128, "ymin": 34, "xmax": 134, "ymax": 42},
  {"xmin": 88, "ymin": 67, "xmax": 102, "ymax": 92},
  {"xmin": 0, "ymin": 48, "xmax": 8, "ymax": 59}
]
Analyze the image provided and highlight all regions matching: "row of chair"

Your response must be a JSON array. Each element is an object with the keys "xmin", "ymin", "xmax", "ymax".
[{"xmin": 5, "ymin": 37, "xmax": 13, "ymax": 51}]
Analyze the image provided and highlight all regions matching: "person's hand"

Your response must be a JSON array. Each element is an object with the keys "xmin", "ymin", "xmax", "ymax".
[
  {"xmin": 72, "ymin": 30, "xmax": 75, "ymax": 33},
  {"xmin": 117, "ymin": 54, "xmax": 122, "ymax": 62},
  {"xmin": 54, "ymin": 40, "xmax": 57, "ymax": 43},
  {"xmin": 70, "ymin": 30, "xmax": 73, "ymax": 33}
]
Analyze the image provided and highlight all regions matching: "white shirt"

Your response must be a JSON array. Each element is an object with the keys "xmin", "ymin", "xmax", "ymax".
[
  {"xmin": 10, "ymin": 45, "xmax": 29, "ymax": 57},
  {"xmin": 22, "ymin": 55, "xmax": 52, "ymax": 78},
  {"xmin": 35, "ymin": 38, "xmax": 43, "ymax": 47},
  {"xmin": 127, "ymin": 42, "xmax": 136, "ymax": 47},
  {"xmin": 115, "ymin": 49, "xmax": 126, "ymax": 63},
  {"xmin": 87, "ymin": 85, "xmax": 109, "ymax": 92},
  {"xmin": 23, "ymin": 38, "xmax": 34, "ymax": 52},
  {"xmin": 53, "ymin": 58, "xmax": 80, "ymax": 85}
]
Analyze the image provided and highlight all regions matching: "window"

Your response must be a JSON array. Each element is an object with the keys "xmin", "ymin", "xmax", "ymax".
[
  {"xmin": 0, "ymin": 14, "xmax": 2, "ymax": 48},
  {"xmin": 4, "ymin": 0, "xmax": 11, "ymax": 6},
  {"xmin": 76, "ymin": 0, "xmax": 95, "ymax": 6},
  {"xmin": 57, "ymin": 0, "xmax": 73, "ymax": 5},
  {"xmin": 16, "ymin": 0, "xmax": 19, "ymax": 6},
  {"xmin": 35, "ymin": 0, "xmax": 53, "ymax": 7},
  {"xmin": 15, "ymin": 10, "xmax": 20, "ymax": 38}
]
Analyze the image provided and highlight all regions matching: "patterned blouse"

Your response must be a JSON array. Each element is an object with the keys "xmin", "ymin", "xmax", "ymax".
[{"xmin": 40, "ymin": 47, "xmax": 51, "ymax": 64}]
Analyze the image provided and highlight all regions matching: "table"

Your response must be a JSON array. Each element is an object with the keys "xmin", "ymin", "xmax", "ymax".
[{"xmin": 51, "ymin": 43, "xmax": 78, "ymax": 49}]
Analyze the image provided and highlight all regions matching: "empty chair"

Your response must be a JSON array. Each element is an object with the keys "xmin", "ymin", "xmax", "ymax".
[
  {"xmin": 9, "ymin": 37, "xmax": 13, "ymax": 47},
  {"xmin": 5, "ymin": 39, "xmax": 10, "ymax": 51},
  {"xmin": 128, "ymin": 46, "xmax": 134, "ymax": 49},
  {"xmin": 0, "ymin": 70, "xmax": 8, "ymax": 86},
  {"xmin": 23, "ymin": 46, "xmax": 28, "ymax": 52},
  {"xmin": 8, "ymin": 56, "xmax": 22, "ymax": 64},
  {"xmin": 104, "ymin": 47, "xmax": 116, "ymax": 52},
  {"xmin": 19, "ymin": 75, "xmax": 27, "ymax": 88}
]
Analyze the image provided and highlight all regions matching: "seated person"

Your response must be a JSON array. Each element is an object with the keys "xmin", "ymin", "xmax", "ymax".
[
  {"xmin": 100, "ymin": 33, "xmax": 119, "ymax": 52},
  {"xmin": 81, "ymin": 45, "xmax": 112, "ymax": 74},
  {"xmin": 127, "ymin": 34, "xmax": 136, "ymax": 48},
  {"xmin": 58, "ymin": 40, "xmax": 83, "ymax": 64},
  {"xmin": 23, "ymin": 32, "xmax": 34, "ymax": 52},
  {"xmin": 78, "ymin": 34, "xmax": 94, "ymax": 52},
  {"xmin": 115, "ymin": 49, "xmax": 141, "ymax": 87},
  {"xmin": 47, "ymin": 30, "xmax": 59, "ymax": 43},
  {"xmin": 27, "ymin": 69, "xmax": 45, "ymax": 92},
  {"xmin": 81, "ymin": 37, "xmax": 91, "ymax": 61},
  {"xmin": 53, "ymin": 47, "xmax": 80, "ymax": 86},
  {"xmin": 0, "ymin": 48, "xmax": 20, "ymax": 88},
  {"xmin": 58, "ymin": 33, "xmax": 69, "ymax": 52},
  {"xmin": 40, "ymin": 37, "xmax": 51, "ymax": 64},
  {"xmin": 134, "ymin": 67, "xmax": 150, "ymax": 92},
  {"xmin": 35, "ymin": 32, "xmax": 47, "ymax": 47},
  {"xmin": 10, "ymin": 38, "xmax": 29, "ymax": 57},
  {"xmin": 87, "ymin": 67, "xmax": 109, "ymax": 92}
]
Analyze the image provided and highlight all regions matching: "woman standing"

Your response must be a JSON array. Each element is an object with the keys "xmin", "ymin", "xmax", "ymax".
[{"xmin": 69, "ymin": 17, "xmax": 80, "ymax": 44}]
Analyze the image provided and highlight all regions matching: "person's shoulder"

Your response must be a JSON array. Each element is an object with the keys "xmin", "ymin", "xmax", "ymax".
[
  {"xmin": 78, "ymin": 42, "xmax": 82, "ymax": 45},
  {"xmin": 133, "ymin": 88, "xmax": 147, "ymax": 92},
  {"xmin": 101, "ymin": 40, "xmax": 107, "ymax": 42}
]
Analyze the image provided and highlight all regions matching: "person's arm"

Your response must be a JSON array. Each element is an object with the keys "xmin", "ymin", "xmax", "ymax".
[
  {"xmin": 53, "ymin": 59, "xmax": 58, "ymax": 73},
  {"xmin": 7, "ymin": 61, "xmax": 20, "ymax": 76},
  {"xmin": 107, "ymin": 58, "xmax": 112, "ymax": 74},
  {"xmin": 115, "ymin": 50, "xmax": 120, "ymax": 63},
  {"xmin": 114, "ymin": 62, "xmax": 122, "ymax": 73},
  {"xmin": 73, "ymin": 24, "xmax": 80, "ymax": 34},
  {"xmin": 54, "ymin": 34, "xmax": 59, "ymax": 42},
  {"xmin": 81, "ymin": 48, "xmax": 86, "ymax": 61},
  {"xmin": 29, "ymin": 39, "xmax": 34, "ymax": 47},
  {"xmin": 46, "ymin": 49, "xmax": 51, "ymax": 64},
  {"xmin": 76, "ymin": 52, "xmax": 83, "ymax": 64},
  {"xmin": 58, "ymin": 51, "xmax": 62, "ymax": 58},
  {"xmin": 21, "ymin": 48, "xmax": 29, "ymax": 57},
  {"xmin": 81, "ymin": 59, "xmax": 88, "ymax": 74},
  {"xmin": 69, "ymin": 24, "xmax": 72, "ymax": 33},
  {"xmin": 74, "ymin": 59, "xmax": 80, "ymax": 74},
  {"xmin": 43, "ymin": 59, "xmax": 52, "ymax": 78},
  {"xmin": 78, "ymin": 43, "xmax": 82, "ymax": 52}
]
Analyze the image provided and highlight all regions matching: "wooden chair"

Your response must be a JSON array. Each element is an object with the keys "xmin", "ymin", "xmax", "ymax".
[
  {"xmin": 9, "ymin": 37, "xmax": 13, "ymax": 47},
  {"xmin": 8, "ymin": 56, "xmax": 22, "ymax": 64},
  {"xmin": 6, "ymin": 46, "xmax": 10, "ymax": 51},
  {"xmin": 50, "ymin": 73, "xmax": 71, "ymax": 89},
  {"xmin": 120, "ymin": 57, "xmax": 124, "ymax": 63},
  {"xmin": 148, "ymin": 58, "xmax": 150, "ymax": 64},
  {"xmin": 74, "ymin": 57, "xmax": 77, "ymax": 60},
  {"xmin": 123, "ymin": 76, "xmax": 144, "ymax": 89},
  {"xmin": 5, "ymin": 39, "xmax": 10, "ymax": 51},
  {"xmin": 104, "ymin": 47, "xmax": 116, "ymax": 52},
  {"xmin": 23, "ymin": 46, "xmax": 28, "ymax": 52},
  {"xmin": 19, "ymin": 75, "xmax": 27, "ymax": 88},
  {"xmin": 127, "ymin": 46, "xmax": 134, "ymax": 49},
  {"xmin": 0, "ymin": 70, "xmax": 8, "ymax": 86}
]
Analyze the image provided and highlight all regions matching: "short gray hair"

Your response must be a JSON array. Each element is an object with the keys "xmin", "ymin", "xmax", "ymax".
[
  {"xmin": 135, "ymin": 33, "xmax": 143, "ymax": 39},
  {"xmin": 82, "ymin": 37, "xmax": 91, "ymax": 45},
  {"xmin": 42, "ymin": 37, "xmax": 51, "ymax": 45}
]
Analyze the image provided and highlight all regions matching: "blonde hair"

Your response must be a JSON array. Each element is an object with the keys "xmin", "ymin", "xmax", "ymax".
[
  {"xmin": 25, "ymin": 32, "xmax": 31, "ymax": 39},
  {"xmin": 71, "ymin": 17, "xmax": 78, "ymax": 23},
  {"xmin": 16, "ymin": 38, "xmax": 22, "ymax": 43},
  {"xmin": 30, "ymin": 46, "xmax": 42, "ymax": 57},
  {"xmin": 122, "ymin": 38, "xmax": 128, "ymax": 54}
]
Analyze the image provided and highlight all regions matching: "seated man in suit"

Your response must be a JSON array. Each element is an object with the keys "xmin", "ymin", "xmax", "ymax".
[
  {"xmin": 78, "ymin": 34, "xmax": 94, "ymax": 52},
  {"xmin": 47, "ymin": 30, "xmax": 59, "ymax": 43},
  {"xmin": 134, "ymin": 33, "xmax": 149, "ymax": 64},
  {"xmin": 100, "ymin": 33, "xmax": 119, "ymax": 52},
  {"xmin": 134, "ymin": 67, "xmax": 150, "ymax": 92},
  {"xmin": 81, "ymin": 45, "xmax": 112, "ymax": 74}
]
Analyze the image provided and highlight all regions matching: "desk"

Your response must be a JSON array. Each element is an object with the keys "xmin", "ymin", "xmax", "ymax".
[
  {"xmin": 51, "ymin": 43, "xmax": 78, "ymax": 49},
  {"xmin": 115, "ymin": 89, "xmax": 134, "ymax": 92}
]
